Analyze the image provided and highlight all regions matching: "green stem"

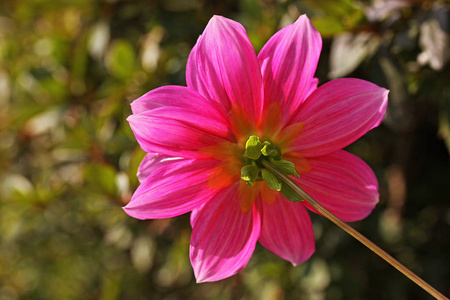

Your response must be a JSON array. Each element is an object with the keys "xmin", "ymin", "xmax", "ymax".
[{"xmin": 262, "ymin": 160, "xmax": 448, "ymax": 300}]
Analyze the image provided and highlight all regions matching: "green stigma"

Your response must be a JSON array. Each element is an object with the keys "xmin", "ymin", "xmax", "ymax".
[{"xmin": 240, "ymin": 135, "xmax": 302, "ymax": 201}]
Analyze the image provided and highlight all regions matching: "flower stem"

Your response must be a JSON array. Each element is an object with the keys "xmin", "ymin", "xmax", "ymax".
[{"xmin": 262, "ymin": 160, "xmax": 448, "ymax": 300}]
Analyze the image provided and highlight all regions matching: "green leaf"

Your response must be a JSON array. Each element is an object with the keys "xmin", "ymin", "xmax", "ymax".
[
  {"xmin": 241, "ymin": 165, "xmax": 260, "ymax": 185},
  {"xmin": 245, "ymin": 135, "xmax": 262, "ymax": 160},
  {"xmin": 84, "ymin": 163, "xmax": 118, "ymax": 195},
  {"xmin": 280, "ymin": 183, "xmax": 303, "ymax": 202},
  {"xmin": 271, "ymin": 160, "xmax": 299, "ymax": 177},
  {"xmin": 311, "ymin": 17, "xmax": 346, "ymax": 37},
  {"xmin": 329, "ymin": 32, "xmax": 380, "ymax": 78},
  {"xmin": 307, "ymin": 0, "xmax": 362, "ymax": 19},
  {"xmin": 261, "ymin": 141, "xmax": 277, "ymax": 157},
  {"xmin": 106, "ymin": 39, "xmax": 136, "ymax": 80},
  {"xmin": 261, "ymin": 169, "xmax": 282, "ymax": 191}
]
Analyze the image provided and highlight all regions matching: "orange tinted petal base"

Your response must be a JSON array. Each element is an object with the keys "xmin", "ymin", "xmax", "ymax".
[
  {"xmin": 229, "ymin": 103, "xmax": 256, "ymax": 145},
  {"xmin": 238, "ymin": 181, "xmax": 279, "ymax": 213},
  {"xmin": 283, "ymin": 151, "xmax": 312, "ymax": 174},
  {"xmin": 208, "ymin": 165, "xmax": 240, "ymax": 189}
]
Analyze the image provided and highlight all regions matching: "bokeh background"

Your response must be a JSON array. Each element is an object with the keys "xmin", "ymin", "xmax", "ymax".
[{"xmin": 0, "ymin": 0, "xmax": 449, "ymax": 299}]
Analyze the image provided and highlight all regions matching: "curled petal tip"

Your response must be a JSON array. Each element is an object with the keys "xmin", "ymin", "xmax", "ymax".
[
  {"xmin": 122, "ymin": 204, "xmax": 145, "ymax": 220},
  {"xmin": 210, "ymin": 14, "xmax": 224, "ymax": 20},
  {"xmin": 207, "ymin": 14, "xmax": 234, "ymax": 29}
]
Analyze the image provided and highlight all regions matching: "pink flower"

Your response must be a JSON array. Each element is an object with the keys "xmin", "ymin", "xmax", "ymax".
[{"xmin": 125, "ymin": 15, "xmax": 389, "ymax": 283}]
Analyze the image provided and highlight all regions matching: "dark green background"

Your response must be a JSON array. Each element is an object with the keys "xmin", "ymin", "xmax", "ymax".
[{"xmin": 0, "ymin": 0, "xmax": 449, "ymax": 299}]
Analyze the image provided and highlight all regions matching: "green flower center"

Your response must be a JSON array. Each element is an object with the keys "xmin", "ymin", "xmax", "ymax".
[{"xmin": 240, "ymin": 135, "xmax": 303, "ymax": 202}]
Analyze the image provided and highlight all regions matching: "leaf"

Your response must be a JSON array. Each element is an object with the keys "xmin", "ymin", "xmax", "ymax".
[
  {"xmin": 311, "ymin": 17, "xmax": 346, "ymax": 37},
  {"xmin": 261, "ymin": 169, "xmax": 282, "ymax": 191},
  {"xmin": 84, "ymin": 163, "xmax": 118, "ymax": 195},
  {"xmin": 307, "ymin": 0, "xmax": 361, "ymax": 19},
  {"xmin": 280, "ymin": 182, "xmax": 303, "ymax": 202},
  {"xmin": 106, "ymin": 39, "xmax": 136, "ymax": 80},
  {"xmin": 241, "ymin": 165, "xmax": 260, "ymax": 185},
  {"xmin": 22, "ymin": 107, "xmax": 63, "ymax": 136},
  {"xmin": 308, "ymin": 0, "xmax": 364, "ymax": 36},
  {"xmin": 417, "ymin": 14, "xmax": 450, "ymax": 71},
  {"xmin": 270, "ymin": 160, "xmax": 299, "ymax": 177},
  {"xmin": 88, "ymin": 21, "xmax": 110, "ymax": 61},
  {"xmin": 245, "ymin": 135, "xmax": 262, "ymax": 160},
  {"xmin": 364, "ymin": 0, "xmax": 409, "ymax": 22},
  {"xmin": 131, "ymin": 235, "xmax": 155, "ymax": 273},
  {"xmin": 329, "ymin": 32, "xmax": 380, "ymax": 78}
]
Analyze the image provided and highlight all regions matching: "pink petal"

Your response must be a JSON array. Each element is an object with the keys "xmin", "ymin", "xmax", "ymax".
[
  {"xmin": 258, "ymin": 15, "xmax": 322, "ymax": 125},
  {"xmin": 186, "ymin": 15, "xmax": 264, "ymax": 122},
  {"xmin": 257, "ymin": 196, "xmax": 315, "ymax": 265},
  {"xmin": 130, "ymin": 86, "xmax": 228, "ymax": 124},
  {"xmin": 123, "ymin": 158, "xmax": 220, "ymax": 219},
  {"xmin": 289, "ymin": 78, "xmax": 389, "ymax": 157},
  {"xmin": 190, "ymin": 185, "xmax": 261, "ymax": 282},
  {"xmin": 305, "ymin": 77, "xmax": 319, "ymax": 99},
  {"xmin": 296, "ymin": 150, "xmax": 379, "ymax": 222},
  {"xmin": 127, "ymin": 106, "xmax": 234, "ymax": 159},
  {"xmin": 137, "ymin": 153, "xmax": 181, "ymax": 183}
]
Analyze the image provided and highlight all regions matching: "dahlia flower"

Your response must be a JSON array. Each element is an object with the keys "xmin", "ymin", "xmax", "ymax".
[{"xmin": 125, "ymin": 14, "xmax": 389, "ymax": 282}]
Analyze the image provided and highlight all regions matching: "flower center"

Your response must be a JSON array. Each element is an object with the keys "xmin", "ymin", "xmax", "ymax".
[{"xmin": 240, "ymin": 135, "xmax": 303, "ymax": 202}]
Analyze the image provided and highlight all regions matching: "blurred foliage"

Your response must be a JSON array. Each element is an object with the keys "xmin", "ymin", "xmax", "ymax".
[{"xmin": 0, "ymin": 0, "xmax": 449, "ymax": 299}]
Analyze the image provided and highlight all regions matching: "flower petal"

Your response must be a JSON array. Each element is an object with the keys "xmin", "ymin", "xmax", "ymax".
[
  {"xmin": 296, "ymin": 150, "xmax": 379, "ymax": 222},
  {"xmin": 130, "ymin": 86, "xmax": 227, "ymax": 124},
  {"xmin": 137, "ymin": 153, "xmax": 181, "ymax": 183},
  {"xmin": 190, "ymin": 185, "xmax": 261, "ymax": 282},
  {"xmin": 128, "ymin": 105, "xmax": 234, "ymax": 159},
  {"xmin": 258, "ymin": 15, "xmax": 322, "ymax": 124},
  {"xmin": 123, "ymin": 158, "xmax": 220, "ymax": 219},
  {"xmin": 289, "ymin": 78, "xmax": 389, "ymax": 157},
  {"xmin": 257, "ymin": 196, "xmax": 315, "ymax": 265},
  {"xmin": 186, "ymin": 15, "xmax": 263, "ymax": 122}
]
